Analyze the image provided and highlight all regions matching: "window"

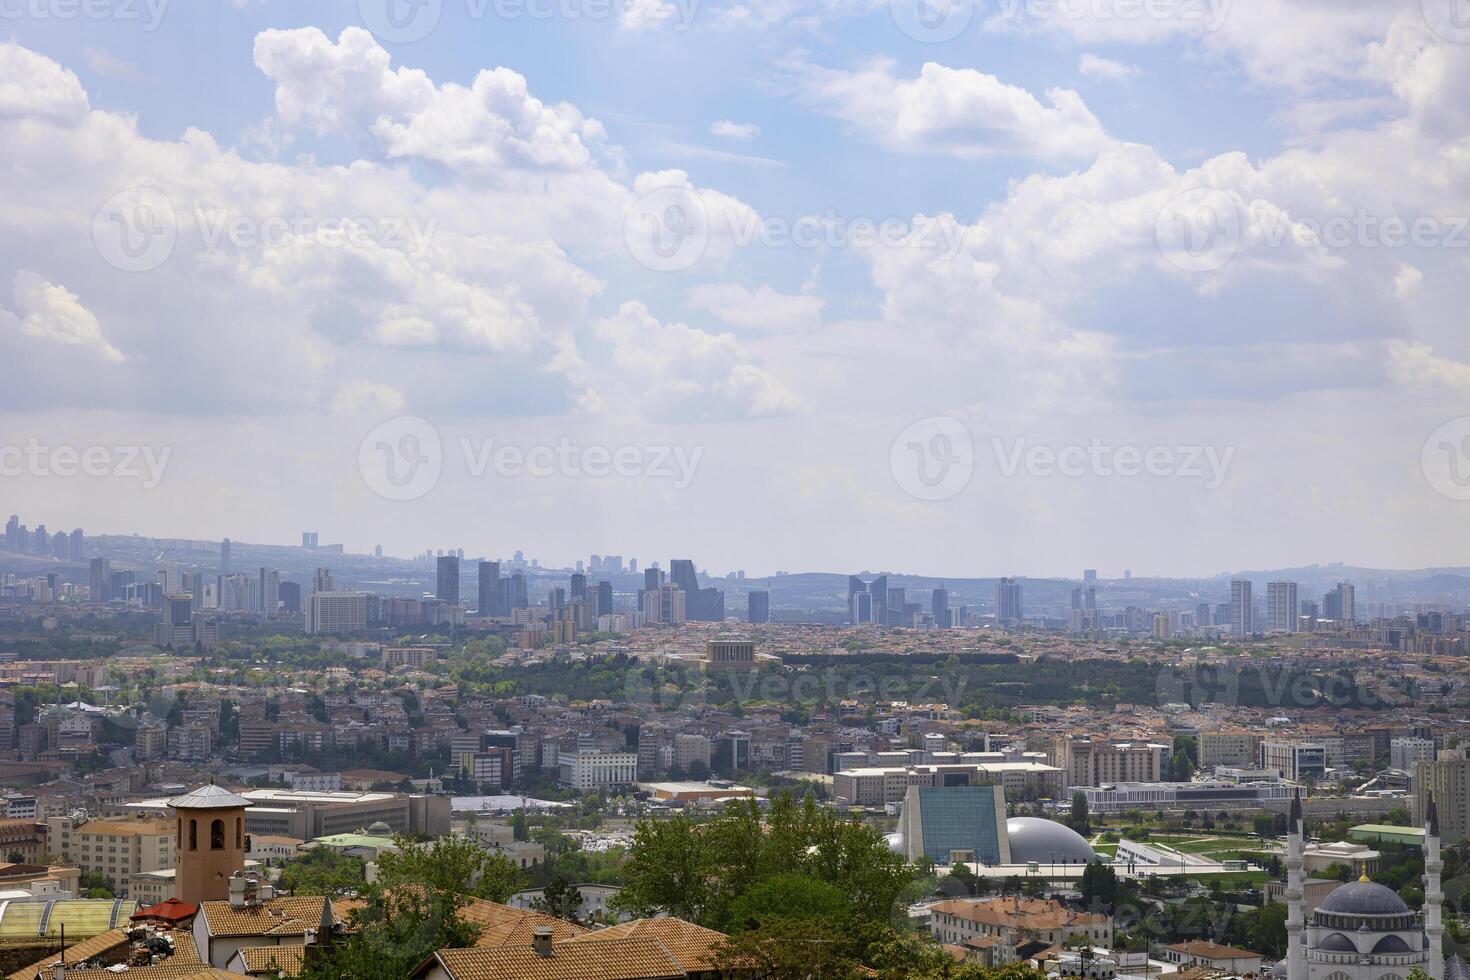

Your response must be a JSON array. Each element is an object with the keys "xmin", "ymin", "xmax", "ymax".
[
  {"xmin": 236, "ymin": 817, "xmax": 242, "ymax": 849},
  {"xmin": 211, "ymin": 819, "xmax": 225, "ymax": 850},
  {"xmin": 189, "ymin": 819, "xmax": 197, "ymax": 851}
]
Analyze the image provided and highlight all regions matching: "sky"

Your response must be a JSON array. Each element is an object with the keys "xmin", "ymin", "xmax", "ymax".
[{"xmin": 2, "ymin": 0, "xmax": 1470, "ymax": 578}]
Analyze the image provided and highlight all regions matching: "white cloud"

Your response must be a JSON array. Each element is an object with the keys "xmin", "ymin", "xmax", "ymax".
[
  {"xmin": 6, "ymin": 272, "xmax": 124, "ymax": 364},
  {"xmin": 253, "ymin": 27, "xmax": 606, "ymax": 175},
  {"xmin": 709, "ymin": 119, "xmax": 761, "ymax": 139},
  {"xmin": 797, "ymin": 59, "xmax": 1112, "ymax": 161},
  {"xmin": 1078, "ymin": 53, "xmax": 1140, "ymax": 79},
  {"xmin": 592, "ymin": 301, "xmax": 805, "ymax": 420},
  {"xmin": 0, "ymin": 43, "xmax": 89, "ymax": 123},
  {"xmin": 686, "ymin": 283, "xmax": 824, "ymax": 331}
]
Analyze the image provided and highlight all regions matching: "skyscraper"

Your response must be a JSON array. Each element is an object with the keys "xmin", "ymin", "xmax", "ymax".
[
  {"xmin": 68, "ymin": 529, "xmax": 83, "ymax": 562},
  {"xmin": 437, "ymin": 555, "xmax": 460, "ymax": 605},
  {"xmin": 570, "ymin": 573, "xmax": 587, "ymax": 601},
  {"xmin": 280, "ymin": 581, "xmax": 302, "ymax": 615},
  {"xmin": 259, "ymin": 568, "xmax": 280, "ymax": 615},
  {"xmin": 1325, "ymin": 582, "xmax": 1356, "ymax": 625},
  {"xmin": 478, "ymin": 561, "xmax": 501, "ymax": 616},
  {"xmin": 3, "ymin": 515, "xmax": 17, "ymax": 551},
  {"xmin": 847, "ymin": 575, "xmax": 866, "ymax": 624},
  {"xmin": 220, "ymin": 538, "xmax": 231, "ymax": 573},
  {"xmin": 89, "ymin": 558, "xmax": 111, "ymax": 604},
  {"xmin": 670, "ymin": 559, "xmax": 724, "ymax": 621},
  {"xmin": 302, "ymin": 531, "xmax": 319, "ymax": 548},
  {"xmin": 931, "ymin": 586, "xmax": 950, "ymax": 628},
  {"xmin": 869, "ymin": 575, "xmax": 888, "ymax": 625},
  {"xmin": 596, "ymin": 580, "xmax": 613, "ymax": 618},
  {"xmin": 1230, "ymin": 579, "xmax": 1253, "ymax": 635},
  {"xmin": 312, "ymin": 567, "xmax": 334, "ymax": 593},
  {"xmin": 995, "ymin": 578, "xmax": 1022, "ymax": 625},
  {"xmin": 1267, "ymin": 581, "xmax": 1299, "ymax": 632},
  {"xmin": 748, "ymin": 589, "xmax": 770, "ymax": 624},
  {"xmin": 643, "ymin": 584, "xmax": 686, "ymax": 624}
]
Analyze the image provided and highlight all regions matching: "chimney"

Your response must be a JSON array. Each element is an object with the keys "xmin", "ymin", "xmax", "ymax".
[
  {"xmin": 531, "ymin": 926, "xmax": 554, "ymax": 957},
  {"xmin": 52, "ymin": 964, "xmax": 65, "ymax": 980}
]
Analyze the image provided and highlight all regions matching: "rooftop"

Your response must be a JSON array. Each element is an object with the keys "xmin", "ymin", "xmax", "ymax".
[{"xmin": 166, "ymin": 785, "xmax": 254, "ymax": 811}]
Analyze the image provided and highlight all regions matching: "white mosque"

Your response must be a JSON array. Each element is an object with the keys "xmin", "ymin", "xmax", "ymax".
[{"xmin": 1284, "ymin": 789, "xmax": 1445, "ymax": 980}]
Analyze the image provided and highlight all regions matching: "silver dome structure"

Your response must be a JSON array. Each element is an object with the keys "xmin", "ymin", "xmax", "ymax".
[{"xmin": 1005, "ymin": 817, "xmax": 1098, "ymax": 865}]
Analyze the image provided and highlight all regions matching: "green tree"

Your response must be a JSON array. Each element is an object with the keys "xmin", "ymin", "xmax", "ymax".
[
  {"xmin": 375, "ymin": 835, "xmax": 524, "ymax": 902},
  {"xmin": 279, "ymin": 848, "xmax": 366, "ymax": 896},
  {"xmin": 299, "ymin": 836, "xmax": 498, "ymax": 980},
  {"xmin": 615, "ymin": 794, "xmax": 914, "ymax": 939},
  {"xmin": 1070, "ymin": 792, "xmax": 1091, "ymax": 834},
  {"xmin": 1079, "ymin": 861, "xmax": 1117, "ymax": 913}
]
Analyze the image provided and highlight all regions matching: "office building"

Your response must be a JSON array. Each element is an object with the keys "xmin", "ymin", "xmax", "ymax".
[
  {"xmin": 279, "ymin": 581, "xmax": 302, "ymax": 615},
  {"xmin": 747, "ymin": 589, "xmax": 769, "ymax": 624},
  {"xmin": 558, "ymin": 750, "xmax": 638, "ymax": 791},
  {"xmin": 643, "ymin": 584, "xmax": 686, "ymax": 624},
  {"xmin": 89, "ymin": 558, "xmax": 111, "ymax": 604},
  {"xmin": 932, "ymin": 586, "xmax": 950, "ymax": 628},
  {"xmin": 1261, "ymin": 741, "xmax": 1327, "ymax": 782},
  {"xmin": 437, "ymin": 555, "xmax": 460, "ymax": 605},
  {"xmin": 996, "ymin": 578, "xmax": 1023, "ymax": 625},
  {"xmin": 1324, "ymin": 582, "xmax": 1356, "ymax": 625},
  {"xmin": 259, "ymin": 567, "xmax": 280, "ymax": 615},
  {"xmin": 477, "ymin": 561, "xmax": 501, "ymax": 616},
  {"xmin": 596, "ymin": 580, "xmax": 613, "ymax": 618},
  {"xmin": 307, "ymin": 592, "xmax": 368, "ymax": 634},
  {"xmin": 669, "ymin": 559, "xmax": 724, "ymax": 621}
]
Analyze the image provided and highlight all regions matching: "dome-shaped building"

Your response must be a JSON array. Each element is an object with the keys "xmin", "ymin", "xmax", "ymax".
[
  {"xmin": 1004, "ymin": 817, "xmax": 1098, "ymax": 866},
  {"xmin": 1303, "ymin": 878, "xmax": 1430, "ymax": 980},
  {"xmin": 1285, "ymin": 791, "xmax": 1445, "ymax": 980}
]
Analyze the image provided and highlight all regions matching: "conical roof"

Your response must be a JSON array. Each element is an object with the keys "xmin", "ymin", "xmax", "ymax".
[{"xmin": 166, "ymin": 784, "xmax": 253, "ymax": 810}]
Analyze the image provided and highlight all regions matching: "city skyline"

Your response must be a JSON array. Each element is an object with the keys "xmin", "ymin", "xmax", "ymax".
[{"xmin": 2, "ymin": 5, "xmax": 1470, "ymax": 575}]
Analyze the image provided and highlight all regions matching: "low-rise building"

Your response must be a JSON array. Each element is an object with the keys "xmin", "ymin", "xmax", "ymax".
[
  {"xmin": 927, "ymin": 897, "xmax": 1112, "ymax": 961},
  {"xmin": 1159, "ymin": 940, "xmax": 1262, "ymax": 974}
]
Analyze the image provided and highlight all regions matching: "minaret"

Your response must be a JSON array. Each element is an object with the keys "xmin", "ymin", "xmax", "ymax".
[
  {"xmin": 1425, "ymin": 792, "xmax": 1445, "ymax": 980},
  {"xmin": 1285, "ymin": 789, "xmax": 1306, "ymax": 980}
]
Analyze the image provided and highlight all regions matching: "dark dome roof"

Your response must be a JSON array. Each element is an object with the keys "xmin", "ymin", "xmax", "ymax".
[
  {"xmin": 1005, "ymin": 818, "xmax": 1098, "ymax": 865},
  {"xmin": 1317, "ymin": 881, "xmax": 1410, "ymax": 917},
  {"xmin": 1318, "ymin": 933, "xmax": 1356, "ymax": 952},
  {"xmin": 1372, "ymin": 936, "xmax": 1413, "ymax": 954}
]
